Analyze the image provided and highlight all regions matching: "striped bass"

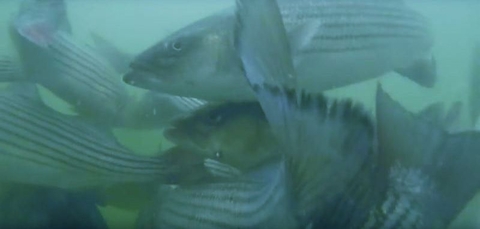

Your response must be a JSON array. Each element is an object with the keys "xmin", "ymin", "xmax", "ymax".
[
  {"xmin": 124, "ymin": 0, "xmax": 436, "ymax": 102},
  {"xmin": 231, "ymin": 0, "xmax": 480, "ymax": 227},
  {"xmin": 0, "ymin": 83, "xmax": 207, "ymax": 189},
  {"xmin": 137, "ymin": 160, "xmax": 298, "ymax": 229},
  {"xmin": 4, "ymin": 0, "xmax": 206, "ymax": 129}
]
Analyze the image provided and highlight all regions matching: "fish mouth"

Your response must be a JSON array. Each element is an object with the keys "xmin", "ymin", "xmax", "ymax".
[{"xmin": 123, "ymin": 68, "xmax": 163, "ymax": 91}]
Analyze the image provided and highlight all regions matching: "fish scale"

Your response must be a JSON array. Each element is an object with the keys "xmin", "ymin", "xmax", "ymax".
[
  {"xmin": 0, "ymin": 86, "xmax": 197, "ymax": 189},
  {"xmin": 140, "ymin": 161, "xmax": 298, "ymax": 229},
  {"xmin": 125, "ymin": 0, "xmax": 436, "ymax": 101}
]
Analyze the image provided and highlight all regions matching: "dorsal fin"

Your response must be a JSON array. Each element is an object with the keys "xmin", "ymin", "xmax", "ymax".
[{"xmin": 234, "ymin": 1, "xmax": 376, "ymax": 225}]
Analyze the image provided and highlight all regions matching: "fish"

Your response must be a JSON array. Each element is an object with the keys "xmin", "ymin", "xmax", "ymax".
[
  {"xmin": 10, "ymin": 0, "xmax": 130, "ymax": 125},
  {"xmin": 165, "ymin": 101, "xmax": 279, "ymax": 172},
  {"xmin": 357, "ymin": 84, "xmax": 480, "ymax": 229},
  {"xmin": 0, "ymin": 53, "xmax": 205, "ymax": 130},
  {"xmin": 0, "ymin": 184, "xmax": 108, "ymax": 229},
  {"xmin": 124, "ymin": 0, "xmax": 436, "ymax": 102},
  {"xmin": 8, "ymin": 0, "xmax": 207, "ymax": 129},
  {"xmin": 468, "ymin": 43, "xmax": 480, "ymax": 125},
  {"xmin": 0, "ymin": 83, "xmax": 208, "ymax": 189},
  {"xmin": 137, "ymin": 159, "xmax": 298, "ymax": 229},
  {"xmin": 233, "ymin": 0, "xmax": 480, "ymax": 227},
  {"xmin": 157, "ymin": 1, "xmax": 376, "ymax": 228},
  {"xmin": 234, "ymin": 0, "xmax": 377, "ymax": 226}
]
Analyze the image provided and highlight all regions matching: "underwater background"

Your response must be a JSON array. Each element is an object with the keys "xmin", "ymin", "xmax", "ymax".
[{"xmin": 0, "ymin": 0, "xmax": 479, "ymax": 228}]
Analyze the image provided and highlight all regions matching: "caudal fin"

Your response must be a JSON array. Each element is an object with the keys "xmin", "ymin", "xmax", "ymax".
[{"xmin": 375, "ymin": 84, "xmax": 480, "ymax": 227}]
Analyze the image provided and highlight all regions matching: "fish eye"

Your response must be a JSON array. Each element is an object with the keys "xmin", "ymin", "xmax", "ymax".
[
  {"xmin": 214, "ymin": 151, "xmax": 222, "ymax": 159},
  {"xmin": 171, "ymin": 41, "xmax": 182, "ymax": 51}
]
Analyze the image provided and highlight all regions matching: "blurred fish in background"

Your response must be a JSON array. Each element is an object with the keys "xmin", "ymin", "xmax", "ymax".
[{"xmin": 4, "ymin": 0, "xmax": 206, "ymax": 129}]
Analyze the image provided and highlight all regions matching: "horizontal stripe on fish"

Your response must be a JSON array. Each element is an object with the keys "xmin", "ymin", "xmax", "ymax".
[
  {"xmin": 0, "ymin": 91, "xmax": 178, "ymax": 188},
  {"xmin": 278, "ymin": 1, "xmax": 431, "ymax": 53},
  {"xmin": 48, "ymin": 32, "xmax": 128, "ymax": 107},
  {"xmin": 174, "ymin": 96, "xmax": 207, "ymax": 111},
  {"xmin": 11, "ymin": 20, "xmax": 129, "ymax": 122},
  {"xmin": 0, "ymin": 55, "xmax": 24, "ymax": 82},
  {"xmin": 0, "ymin": 95, "xmax": 153, "ymax": 163},
  {"xmin": 52, "ymin": 32, "xmax": 121, "ymax": 91},
  {"xmin": 145, "ymin": 162, "xmax": 296, "ymax": 229},
  {"xmin": 280, "ymin": 1, "xmax": 426, "ymax": 22},
  {"xmin": 0, "ymin": 95, "xmax": 166, "ymax": 170}
]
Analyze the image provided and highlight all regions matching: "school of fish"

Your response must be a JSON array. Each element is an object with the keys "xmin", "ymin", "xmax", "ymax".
[{"xmin": 0, "ymin": 0, "xmax": 479, "ymax": 229}]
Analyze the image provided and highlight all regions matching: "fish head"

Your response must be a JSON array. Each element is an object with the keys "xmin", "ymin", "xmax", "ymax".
[
  {"xmin": 124, "ymin": 9, "xmax": 251, "ymax": 101},
  {"xmin": 165, "ymin": 102, "xmax": 278, "ymax": 171}
]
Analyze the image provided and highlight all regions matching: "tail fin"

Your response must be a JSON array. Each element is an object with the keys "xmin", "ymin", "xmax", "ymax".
[{"xmin": 375, "ymin": 84, "xmax": 480, "ymax": 227}]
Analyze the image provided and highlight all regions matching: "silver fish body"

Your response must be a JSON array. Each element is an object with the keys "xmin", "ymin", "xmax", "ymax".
[
  {"xmin": 137, "ymin": 160, "xmax": 298, "ymax": 229},
  {"xmin": 11, "ymin": 0, "xmax": 129, "ymax": 125},
  {"xmin": 8, "ymin": 0, "xmax": 205, "ymax": 129},
  {"xmin": 233, "ymin": 0, "xmax": 480, "ymax": 227},
  {"xmin": 125, "ymin": 0, "xmax": 434, "ymax": 101},
  {"xmin": 11, "ymin": 27, "xmax": 130, "ymax": 125},
  {"xmin": 0, "ymin": 84, "xmax": 189, "ymax": 189}
]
